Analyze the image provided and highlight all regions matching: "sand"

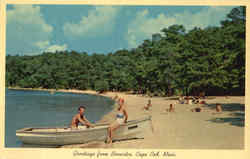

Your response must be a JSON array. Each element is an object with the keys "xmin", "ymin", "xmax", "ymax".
[
  {"xmin": 8, "ymin": 88, "xmax": 245, "ymax": 149},
  {"xmin": 60, "ymin": 90, "xmax": 245, "ymax": 149}
]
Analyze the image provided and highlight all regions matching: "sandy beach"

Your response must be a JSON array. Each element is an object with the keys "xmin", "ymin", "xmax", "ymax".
[
  {"xmin": 59, "ymin": 90, "xmax": 244, "ymax": 149},
  {"xmin": 8, "ymin": 88, "xmax": 245, "ymax": 149}
]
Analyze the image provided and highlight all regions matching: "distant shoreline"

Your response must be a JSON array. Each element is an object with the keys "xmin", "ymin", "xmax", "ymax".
[
  {"xmin": 7, "ymin": 87, "xmax": 98, "ymax": 94},
  {"xmin": 7, "ymin": 87, "xmax": 133, "ymax": 96}
]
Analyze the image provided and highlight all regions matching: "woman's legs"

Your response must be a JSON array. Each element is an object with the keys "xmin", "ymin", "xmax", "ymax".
[{"xmin": 107, "ymin": 121, "xmax": 120, "ymax": 144}]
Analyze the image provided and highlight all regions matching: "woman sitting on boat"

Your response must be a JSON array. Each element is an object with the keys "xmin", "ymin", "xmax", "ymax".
[{"xmin": 107, "ymin": 98, "xmax": 128, "ymax": 144}]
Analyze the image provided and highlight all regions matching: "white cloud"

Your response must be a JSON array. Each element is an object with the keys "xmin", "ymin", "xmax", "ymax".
[
  {"xmin": 7, "ymin": 5, "xmax": 53, "ymax": 55},
  {"xmin": 126, "ymin": 6, "xmax": 234, "ymax": 48},
  {"xmin": 63, "ymin": 6, "xmax": 119, "ymax": 38},
  {"xmin": 34, "ymin": 40, "xmax": 50, "ymax": 49},
  {"xmin": 45, "ymin": 44, "xmax": 68, "ymax": 53},
  {"xmin": 34, "ymin": 40, "xmax": 67, "ymax": 53}
]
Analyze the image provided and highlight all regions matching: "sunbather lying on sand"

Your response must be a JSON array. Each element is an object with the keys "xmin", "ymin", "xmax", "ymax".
[
  {"xmin": 199, "ymin": 100, "xmax": 206, "ymax": 104},
  {"xmin": 191, "ymin": 107, "xmax": 203, "ymax": 112},
  {"xmin": 191, "ymin": 103, "xmax": 223, "ymax": 113}
]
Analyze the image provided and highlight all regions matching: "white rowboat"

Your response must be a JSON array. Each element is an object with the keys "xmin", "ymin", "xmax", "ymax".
[{"xmin": 16, "ymin": 116, "xmax": 152, "ymax": 146}]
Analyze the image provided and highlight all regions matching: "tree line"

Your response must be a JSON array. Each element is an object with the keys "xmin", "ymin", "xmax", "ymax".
[{"xmin": 6, "ymin": 7, "xmax": 245, "ymax": 96}]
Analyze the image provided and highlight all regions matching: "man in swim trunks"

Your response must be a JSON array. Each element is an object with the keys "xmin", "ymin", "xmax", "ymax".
[{"xmin": 71, "ymin": 106, "xmax": 94, "ymax": 129}]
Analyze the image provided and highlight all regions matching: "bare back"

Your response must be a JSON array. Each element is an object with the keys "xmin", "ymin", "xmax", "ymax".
[{"xmin": 71, "ymin": 114, "xmax": 84, "ymax": 128}]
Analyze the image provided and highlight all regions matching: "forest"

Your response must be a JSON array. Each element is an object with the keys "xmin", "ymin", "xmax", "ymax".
[{"xmin": 6, "ymin": 7, "xmax": 245, "ymax": 96}]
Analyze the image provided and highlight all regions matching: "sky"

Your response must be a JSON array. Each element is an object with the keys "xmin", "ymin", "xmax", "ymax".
[{"xmin": 6, "ymin": 5, "xmax": 235, "ymax": 56}]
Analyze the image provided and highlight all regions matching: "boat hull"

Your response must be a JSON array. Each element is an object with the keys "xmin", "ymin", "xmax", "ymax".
[{"xmin": 16, "ymin": 116, "xmax": 152, "ymax": 146}]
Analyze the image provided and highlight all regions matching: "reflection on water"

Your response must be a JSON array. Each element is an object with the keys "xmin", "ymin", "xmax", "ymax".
[{"xmin": 5, "ymin": 89, "xmax": 114, "ymax": 147}]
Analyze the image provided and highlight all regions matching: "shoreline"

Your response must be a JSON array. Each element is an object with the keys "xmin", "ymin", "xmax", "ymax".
[{"xmin": 7, "ymin": 87, "xmax": 245, "ymax": 149}]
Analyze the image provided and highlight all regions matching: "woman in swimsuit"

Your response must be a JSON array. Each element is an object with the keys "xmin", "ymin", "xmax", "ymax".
[{"xmin": 107, "ymin": 98, "xmax": 128, "ymax": 144}]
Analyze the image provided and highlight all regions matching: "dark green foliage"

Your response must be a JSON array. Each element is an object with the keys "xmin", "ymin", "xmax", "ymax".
[
  {"xmin": 6, "ymin": 7, "xmax": 245, "ymax": 96},
  {"xmin": 94, "ymin": 80, "xmax": 109, "ymax": 93}
]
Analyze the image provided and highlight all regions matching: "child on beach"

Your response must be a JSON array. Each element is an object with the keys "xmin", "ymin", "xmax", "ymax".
[
  {"xmin": 166, "ymin": 104, "xmax": 175, "ymax": 112},
  {"xmin": 191, "ymin": 107, "xmax": 202, "ymax": 112},
  {"xmin": 200, "ymin": 100, "xmax": 206, "ymax": 105},
  {"xmin": 215, "ymin": 103, "xmax": 223, "ymax": 112},
  {"xmin": 190, "ymin": 106, "xmax": 211, "ymax": 112},
  {"xmin": 144, "ymin": 99, "xmax": 152, "ymax": 110}
]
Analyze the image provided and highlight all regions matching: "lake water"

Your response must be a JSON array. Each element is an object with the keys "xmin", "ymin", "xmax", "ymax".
[{"xmin": 5, "ymin": 89, "xmax": 114, "ymax": 147}]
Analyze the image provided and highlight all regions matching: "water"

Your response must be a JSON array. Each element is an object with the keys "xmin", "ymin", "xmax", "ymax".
[{"xmin": 5, "ymin": 89, "xmax": 114, "ymax": 147}]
